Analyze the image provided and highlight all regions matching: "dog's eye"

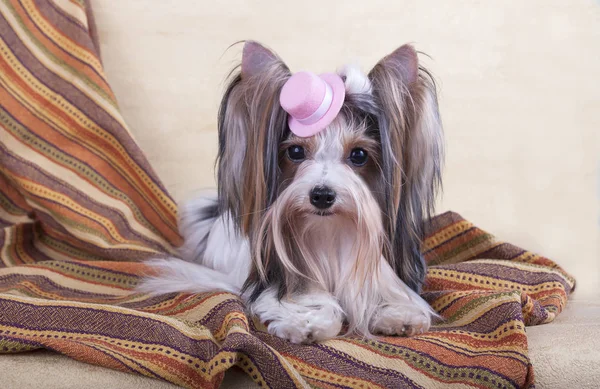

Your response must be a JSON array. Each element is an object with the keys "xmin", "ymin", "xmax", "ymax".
[
  {"xmin": 349, "ymin": 148, "xmax": 368, "ymax": 166},
  {"xmin": 287, "ymin": 145, "xmax": 305, "ymax": 162}
]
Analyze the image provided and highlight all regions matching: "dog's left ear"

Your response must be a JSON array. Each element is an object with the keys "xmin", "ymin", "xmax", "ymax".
[{"xmin": 369, "ymin": 44, "xmax": 444, "ymax": 292}]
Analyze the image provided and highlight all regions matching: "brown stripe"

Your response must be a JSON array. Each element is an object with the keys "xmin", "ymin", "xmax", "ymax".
[
  {"xmin": 0, "ymin": 298, "xmax": 221, "ymax": 359},
  {"xmin": 82, "ymin": 0, "xmax": 99, "ymax": 60},
  {"xmin": 7, "ymin": 0, "xmax": 109, "ymax": 89},
  {"xmin": 424, "ymin": 212, "xmax": 464, "ymax": 237},
  {"xmin": 33, "ymin": 0, "xmax": 96, "ymax": 54}
]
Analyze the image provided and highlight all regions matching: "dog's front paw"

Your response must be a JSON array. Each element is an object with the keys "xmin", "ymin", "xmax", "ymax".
[
  {"xmin": 265, "ymin": 304, "xmax": 343, "ymax": 344},
  {"xmin": 252, "ymin": 289, "xmax": 344, "ymax": 344},
  {"xmin": 371, "ymin": 304, "xmax": 432, "ymax": 336}
]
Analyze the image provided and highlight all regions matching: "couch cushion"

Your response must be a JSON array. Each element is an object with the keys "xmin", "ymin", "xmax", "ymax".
[
  {"xmin": 0, "ymin": 350, "xmax": 257, "ymax": 389},
  {"xmin": 528, "ymin": 295, "xmax": 600, "ymax": 388}
]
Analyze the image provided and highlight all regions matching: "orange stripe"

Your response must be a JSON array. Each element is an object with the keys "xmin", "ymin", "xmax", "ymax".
[
  {"xmin": 285, "ymin": 355, "xmax": 385, "ymax": 389},
  {"xmin": 66, "ymin": 260, "xmax": 149, "ymax": 275},
  {"xmin": 20, "ymin": 264, "xmax": 134, "ymax": 290}
]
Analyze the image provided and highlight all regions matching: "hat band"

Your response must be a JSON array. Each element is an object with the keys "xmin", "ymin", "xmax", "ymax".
[{"xmin": 296, "ymin": 83, "xmax": 333, "ymax": 125}]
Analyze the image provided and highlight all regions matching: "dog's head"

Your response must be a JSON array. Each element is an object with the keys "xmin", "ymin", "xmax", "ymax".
[{"xmin": 216, "ymin": 41, "xmax": 443, "ymax": 300}]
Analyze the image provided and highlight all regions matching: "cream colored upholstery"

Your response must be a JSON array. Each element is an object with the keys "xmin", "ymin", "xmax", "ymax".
[
  {"xmin": 1, "ymin": 0, "xmax": 598, "ymax": 387},
  {"xmin": 0, "ymin": 350, "xmax": 256, "ymax": 388}
]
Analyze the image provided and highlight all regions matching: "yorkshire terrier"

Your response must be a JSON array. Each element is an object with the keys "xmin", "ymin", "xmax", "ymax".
[{"xmin": 138, "ymin": 41, "xmax": 444, "ymax": 343}]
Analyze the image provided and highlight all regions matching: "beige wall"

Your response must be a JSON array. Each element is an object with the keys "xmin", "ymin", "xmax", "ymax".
[{"xmin": 93, "ymin": 0, "xmax": 599, "ymax": 296}]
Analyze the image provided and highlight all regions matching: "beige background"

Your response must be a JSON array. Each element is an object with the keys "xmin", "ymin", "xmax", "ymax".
[{"xmin": 92, "ymin": 0, "xmax": 599, "ymax": 297}]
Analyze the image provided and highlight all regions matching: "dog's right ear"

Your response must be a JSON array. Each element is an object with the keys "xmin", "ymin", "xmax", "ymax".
[
  {"xmin": 216, "ymin": 41, "xmax": 291, "ymax": 236},
  {"xmin": 242, "ymin": 41, "xmax": 279, "ymax": 78}
]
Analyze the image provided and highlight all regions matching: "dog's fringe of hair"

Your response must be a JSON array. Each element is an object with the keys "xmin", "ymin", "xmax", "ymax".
[
  {"xmin": 216, "ymin": 41, "xmax": 291, "ymax": 236},
  {"xmin": 368, "ymin": 45, "xmax": 444, "ymax": 292}
]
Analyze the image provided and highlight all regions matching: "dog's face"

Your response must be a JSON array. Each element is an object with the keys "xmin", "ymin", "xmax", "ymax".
[
  {"xmin": 216, "ymin": 42, "xmax": 443, "ymax": 301},
  {"xmin": 278, "ymin": 113, "xmax": 381, "ymax": 219},
  {"xmin": 264, "ymin": 109, "xmax": 386, "ymax": 293}
]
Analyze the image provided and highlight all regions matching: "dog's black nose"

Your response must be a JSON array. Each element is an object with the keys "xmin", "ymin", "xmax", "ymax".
[{"xmin": 310, "ymin": 186, "xmax": 336, "ymax": 209}]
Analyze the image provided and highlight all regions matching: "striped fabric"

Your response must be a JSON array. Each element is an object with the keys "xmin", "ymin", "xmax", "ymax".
[
  {"xmin": 0, "ymin": 0, "xmax": 181, "ymax": 264},
  {"xmin": 0, "ymin": 1, "xmax": 575, "ymax": 389}
]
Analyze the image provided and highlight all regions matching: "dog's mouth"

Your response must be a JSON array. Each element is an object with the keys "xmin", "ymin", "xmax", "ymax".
[{"xmin": 310, "ymin": 210, "xmax": 335, "ymax": 217}]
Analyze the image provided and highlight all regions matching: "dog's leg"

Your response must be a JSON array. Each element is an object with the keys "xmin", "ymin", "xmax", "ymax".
[
  {"xmin": 137, "ymin": 193, "xmax": 251, "ymax": 296},
  {"xmin": 370, "ymin": 259, "xmax": 435, "ymax": 336},
  {"xmin": 249, "ymin": 287, "xmax": 344, "ymax": 344}
]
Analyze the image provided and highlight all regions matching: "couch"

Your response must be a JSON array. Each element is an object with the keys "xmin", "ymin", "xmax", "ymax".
[{"xmin": 1, "ymin": 0, "xmax": 598, "ymax": 388}]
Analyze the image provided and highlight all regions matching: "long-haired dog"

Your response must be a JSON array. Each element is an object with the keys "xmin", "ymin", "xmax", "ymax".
[{"xmin": 138, "ymin": 41, "xmax": 444, "ymax": 343}]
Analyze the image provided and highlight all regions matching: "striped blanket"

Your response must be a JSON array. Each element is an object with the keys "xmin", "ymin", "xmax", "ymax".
[{"xmin": 0, "ymin": 1, "xmax": 575, "ymax": 388}]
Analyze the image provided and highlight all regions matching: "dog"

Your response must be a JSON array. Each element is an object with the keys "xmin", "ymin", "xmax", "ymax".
[{"xmin": 138, "ymin": 41, "xmax": 444, "ymax": 344}]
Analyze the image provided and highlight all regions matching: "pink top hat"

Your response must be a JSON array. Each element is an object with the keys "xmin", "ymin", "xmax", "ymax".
[{"xmin": 279, "ymin": 71, "xmax": 345, "ymax": 137}]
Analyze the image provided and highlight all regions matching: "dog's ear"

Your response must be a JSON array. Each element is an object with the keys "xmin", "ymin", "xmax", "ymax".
[
  {"xmin": 369, "ymin": 44, "xmax": 444, "ymax": 292},
  {"xmin": 217, "ymin": 41, "xmax": 291, "ymax": 235},
  {"xmin": 242, "ymin": 41, "xmax": 279, "ymax": 78}
]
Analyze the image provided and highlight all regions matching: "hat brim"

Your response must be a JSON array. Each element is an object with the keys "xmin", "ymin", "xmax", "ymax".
[{"xmin": 287, "ymin": 73, "xmax": 346, "ymax": 138}]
